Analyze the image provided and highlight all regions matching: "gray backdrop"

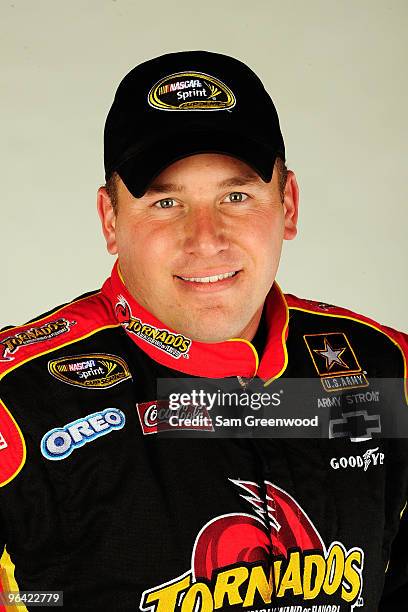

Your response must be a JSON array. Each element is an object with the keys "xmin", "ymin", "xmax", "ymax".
[{"xmin": 1, "ymin": 0, "xmax": 407, "ymax": 330}]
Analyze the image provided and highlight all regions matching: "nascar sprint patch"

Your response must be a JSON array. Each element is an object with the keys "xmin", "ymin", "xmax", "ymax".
[
  {"xmin": 48, "ymin": 353, "xmax": 131, "ymax": 389},
  {"xmin": 148, "ymin": 71, "xmax": 236, "ymax": 111}
]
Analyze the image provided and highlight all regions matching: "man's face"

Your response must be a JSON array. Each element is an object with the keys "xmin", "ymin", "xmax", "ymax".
[{"xmin": 98, "ymin": 153, "xmax": 298, "ymax": 342}]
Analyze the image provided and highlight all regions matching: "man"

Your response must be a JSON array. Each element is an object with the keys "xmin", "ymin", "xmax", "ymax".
[{"xmin": 0, "ymin": 50, "xmax": 407, "ymax": 611}]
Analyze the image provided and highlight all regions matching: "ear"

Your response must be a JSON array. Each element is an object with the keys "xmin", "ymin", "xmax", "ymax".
[
  {"xmin": 282, "ymin": 170, "xmax": 299, "ymax": 240},
  {"xmin": 97, "ymin": 186, "xmax": 118, "ymax": 255}
]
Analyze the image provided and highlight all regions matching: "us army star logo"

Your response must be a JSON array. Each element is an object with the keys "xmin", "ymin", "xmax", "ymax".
[
  {"xmin": 303, "ymin": 332, "xmax": 369, "ymax": 392},
  {"xmin": 313, "ymin": 337, "xmax": 349, "ymax": 371}
]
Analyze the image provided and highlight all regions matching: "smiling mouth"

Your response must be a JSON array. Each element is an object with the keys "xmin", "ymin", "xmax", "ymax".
[{"xmin": 176, "ymin": 271, "xmax": 240, "ymax": 283}]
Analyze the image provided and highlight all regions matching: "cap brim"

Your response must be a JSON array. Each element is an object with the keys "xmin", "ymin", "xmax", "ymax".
[{"xmin": 115, "ymin": 128, "xmax": 279, "ymax": 199}]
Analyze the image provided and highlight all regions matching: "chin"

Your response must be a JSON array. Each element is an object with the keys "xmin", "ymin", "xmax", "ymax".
[
  {"xmin": 169, "ymin": 306, "xmax": 248, "ymax": 343},
  {"xmin": 178, "ymin": 321, "xmax": 240, "ymax": 344},
  {"xmin": 193, "ymin": 332, "xmax": 232, "ymax": 343}
]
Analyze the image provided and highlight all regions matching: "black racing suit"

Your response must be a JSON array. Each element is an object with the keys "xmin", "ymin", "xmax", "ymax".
[{"xmin": 0, "ymin": 261, "xmax": 407, "ymax": 611}]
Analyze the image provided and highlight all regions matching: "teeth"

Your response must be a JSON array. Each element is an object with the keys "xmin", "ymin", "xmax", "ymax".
[{"xmin": 180, "ymin": 271, "xmax": 237, "ymax": 283}]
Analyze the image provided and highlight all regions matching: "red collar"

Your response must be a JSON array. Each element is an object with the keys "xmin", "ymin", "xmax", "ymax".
[{"xmin": 101, "ymin": 261, "xmax": 289, "ymax": 382}]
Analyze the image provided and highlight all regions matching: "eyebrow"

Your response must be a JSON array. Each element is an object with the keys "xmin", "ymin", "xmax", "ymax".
[{"xmin": 144, "ymin": 172, "xmax": 261, "ymax": 195}]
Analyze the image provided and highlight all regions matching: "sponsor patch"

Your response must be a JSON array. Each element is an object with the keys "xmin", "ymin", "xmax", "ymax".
[
  {"xmin": 0, "ymin": 400, "xmax": 25, "ymax": 485},
  {"xmin": 48, "ymin": 353, "xmax": 131, "ymax": 389},
  {"xmin": 0, "ymin": 318, "xmax": 76, "ymax": 362},
  {"xmin": 317, "ymin": 301, "xmax": 336, "ymax": 310},
  {"xmin": 0, "ymin": 430, "xmax": 7, "ymax": 450},
  {"xmin": 148, "ymin": 71, "xmax": 236, "ymax": 111},
  {"xmin": 115, "ymin": 295, "xmax": 191, "ymax": 359},
  {"xmin": 317, "ymin": 390, "xmax": 380, "ymax": 409},
  {"xmin": 303, "ymin": 299, "xmax": 337, "ymax": 311},
  {"xmin": 330, "ymin": 447, "xmax": 384, "ymax": 471},
  {"xmin": 41, "ymin": 408, "xmax": 125, "ymax": 461},
  {"xmin": 136, "ymin": 400, "xmax": 213, "ymax": 435},
  {"xmin": 140, "ymin": 479, "xmax": 364, "ymax": 611},
  {"xmin": 329, "ymin": 410, "xmax": 381, "ymax": 441},
  {"xmin": 303, "ymin": 332, "xmax": 369, "ymax": 392}
]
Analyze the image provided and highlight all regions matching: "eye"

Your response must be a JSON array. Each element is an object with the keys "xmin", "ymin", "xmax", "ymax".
[
  {"xmin": 154, "ymin": 198, "xmax": 177, "ymax": 209},
  {"xmin": 224, "ymin": 192, "xmax": 248, "ymax": 203}
]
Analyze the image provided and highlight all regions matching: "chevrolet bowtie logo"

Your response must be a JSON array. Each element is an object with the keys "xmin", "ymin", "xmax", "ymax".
[{"xmin": 329, "ymin": 410, "xmax": 381, "ymax": 440}]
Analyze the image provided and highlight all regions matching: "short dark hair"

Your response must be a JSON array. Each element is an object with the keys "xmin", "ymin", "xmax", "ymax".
[
  {"xmin": 105, "ymin": 171, "xmax": 120, "ymax": 212},
  {"xmin": 105, "ymin": 156, "xmax": 288, "ymax": 213},
  {"xmin": 275, "ymin": 156, "xmax": 288, "ymax": 204}
]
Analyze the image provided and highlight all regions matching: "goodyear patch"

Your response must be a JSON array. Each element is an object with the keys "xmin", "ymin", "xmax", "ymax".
[
  {"xmin": 48, "ymin": 353, "xmax": 131, "ymax": 389},
  {"xmin": 148, "ymin": 71, "xmax": 236, "ymax": 111},
  {"xmin": 41, "ymin": 408, "xmax": 125, "ymax": 461},
  {"xmin": 0, "ymin": 318, "xmax": 75, "ymax": 362}
]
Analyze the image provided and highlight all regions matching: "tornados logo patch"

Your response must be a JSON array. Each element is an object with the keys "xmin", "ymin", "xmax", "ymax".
[
  {"xmin": 115, "ymin": 296, "xmax": 191, "ymax": 359},
  {"xmin": 140, "ymin": 480, "xmax": 364, "ymax": 611},
  {"xmin": 148, "ymin": 71, "xmax": 236, "ymax": 111},
  {"xmin": 0, "ymin": 318, "xmax": 75, "ymax": 362}
]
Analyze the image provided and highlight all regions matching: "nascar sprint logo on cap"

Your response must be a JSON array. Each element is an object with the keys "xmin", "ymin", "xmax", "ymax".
[{"xmin": 148, "ymin": 71, "xmax": 236, "ymax": 111}]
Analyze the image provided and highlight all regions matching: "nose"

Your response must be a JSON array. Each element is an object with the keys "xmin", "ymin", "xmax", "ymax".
[{"xmin": 182, "ymin": 206, "xmax": 230, "ymax": 257}]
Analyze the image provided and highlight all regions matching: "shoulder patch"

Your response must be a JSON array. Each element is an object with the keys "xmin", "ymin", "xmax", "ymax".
[
  {"xmin": 285, "ymin": 294, "xmax": 345, "ymax": 314},
  {"xmin": 0, "ymin": 399, "xmax": 25, "ymax": 487},
  {"xmin": 285, "ymin": 292, "xmax": 408, "ymax": 403},
  {"xmin": 285, "ymin": 293, "xmax": 405, "ymax": 337},
  {"xmin": 0, "ymin": 290, "xmax": 117, "ymax": 380}
]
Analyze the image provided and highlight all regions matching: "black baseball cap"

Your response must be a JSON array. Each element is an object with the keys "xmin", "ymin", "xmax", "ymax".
[{"xmin": 104, "ymin": 50, "xmax": 285, "ymax": 198}]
